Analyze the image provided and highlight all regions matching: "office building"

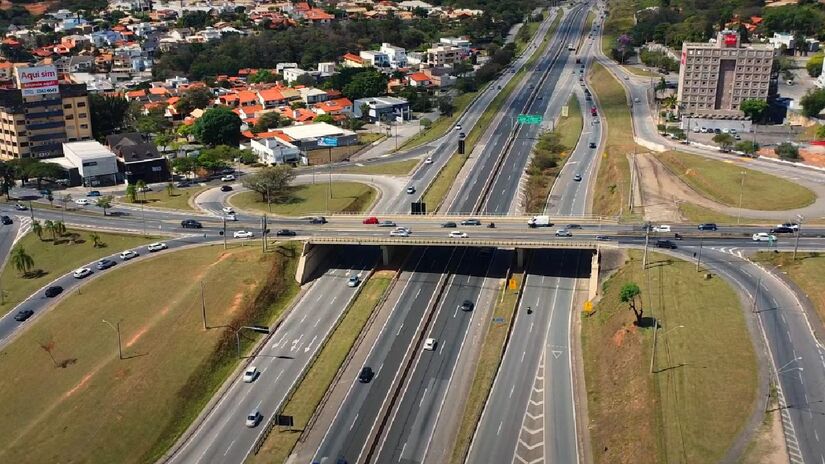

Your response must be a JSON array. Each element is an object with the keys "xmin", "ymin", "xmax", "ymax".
[
  {"xmin": 677, "ymin": 31, "xmax": 774, "ymax": 119},
  {"xmin": 0, "ymin": 64, "xmax": 92, "ymax": 159}
]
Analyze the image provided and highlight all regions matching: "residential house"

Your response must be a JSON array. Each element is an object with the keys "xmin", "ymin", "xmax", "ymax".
[
  {"xmin": 312, "ymin": 97, "xmax": 353, "ymax": 116},
  {"xmin": 106, "ymin": 133, "xmax": 171, "ymax": 184},
  {"xmin": 380, "ymin": 43, "xmax": 407, "ymax": 68},
  {"xmin": 300, "ymin": 87, "xmax": 329, "ymax": 104},
  {"xmin": 426, "ymin": 45, "xmax": 461, "ymax": 67},
  {"xmin": 353, "ymin": 96, "xmax": 411, "ymax": 122},
  {"xmin": 360, "ymin": 50, "xmax": 390, "ymax": 68},
  {"xmin": 250, "ymin": 133, "xmax": 302, "ymax": 165},
  {"xmin": 283, "ymin": 67, "xmax": 310, "ymax": 84},
  {"xmin": 342, "ymin": 53, "xmax": 366, "ymax": 68},
  {"xmin": 258, "ymin": 87, "xmax": 289, "ymax": 107},
  {"xmin": 439, "ymin": 37, "xmax": 471, "ymax": 52},
  {"xmin": 407, "ymin": 71, "xmax": 432, "ymax": 87},
  {"xmin": 303, "ymin": 8, "xmax": 335, "ymax": 24}
]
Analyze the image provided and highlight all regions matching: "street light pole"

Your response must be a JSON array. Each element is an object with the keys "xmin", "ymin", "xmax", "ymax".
[
  {"xmin": 650, "ymin": 323, "xmax": 684, "ymax": 373},
  {"xmin": 200, "ymin": 281, "xmax": 207, "ymax": 330},
  {"xmin": 736, "ymin": 171, "xmax": 746, "ymax": 225},
  {"xmin": 222, "ymin": 216, "xmax": 227, "ymax": 250},
  {"xmin": 101, "ymin": 319, "xmax": 123, "ymax": 360},
  {"xmin": 140, "ymin": 201, "xmax": 146, "ymax": 237},
  {"xmin": 642, "ymin": 224, "xmax": 650, "ymax": 269},
  {"xmin": 793, "ymin": 214, "xmax": 804, "ymax": 261}
]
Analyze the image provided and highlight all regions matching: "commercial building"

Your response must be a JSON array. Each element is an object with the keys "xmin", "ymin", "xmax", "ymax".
[
  {"xmin": 352, "ymin": 96, "xmax": 411, "ymax": 122},
  {"xmin": 106, "ymin": 133, "xmax": 170, "ymax": 184},
  {"xmin": 426, "ymin": 45, "xmax": 461, "ymax": 67},
  {"xmin": 677, "ymin": 31, "xmax": 774, "ymax": 122},
  {"xmin": 0, "ymin": 64, "xmax": 92, "ymax": 160},
  {"xmin": 59, "ymin": 140, "xmax": 119, "ymax": 186},
  {"xmin": 276, "ymin": 122, "xmax": 357, "ymax": 150},
  {"xmin": 250, "ymin": 135, "xmax": 302, "ymax": 165}
]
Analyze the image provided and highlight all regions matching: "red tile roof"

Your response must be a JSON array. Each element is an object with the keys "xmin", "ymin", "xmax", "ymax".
[
  {"xmin": 305, "ymin": 8, "xmax": 335, "ymax": 20},
  {"xmin": 342, "ymin": 53, "xmax": 364, "ymax": 63}
]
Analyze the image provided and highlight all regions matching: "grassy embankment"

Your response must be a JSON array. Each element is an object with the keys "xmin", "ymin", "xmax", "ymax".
[
  {"xmin": 755, "ymin": 252, "xmax": 825, "ymax": 326},
  {"xmin": 583, "ymin": 250, "xmax": 757, "ymax": 464},
  {"xmin": 0, "ymin": 229, "xmax": 154, "ymax": 314},
  {"xmin": 449, "ymin": 270, "xmax": 523, "ymax": 464},
  {"xmin": 0, "ymin": 243, "xmax": 301, "ymax": 463},
  {"xmin": 230, "ymin": 182, "xmax": 376, "ymax": 215},
  {"xmin": 589, "ymin": 62, "xmax": 638, "ymax": 218},
  {"xmin": 249, "ymin": 271, "xmax": 395, "ymax": 462},
  {"xmin": 125, "ymin": 185, "xmax": 210, "ymax": 211},
  {"xmin": 422, "ymin": 13, "xmax": 562, "ymax": 211},
  {"xmin": 657, "ymin": 151, "xmax": 816, "ymax": 211},
  {"xmin": 306, "ymin": 133, "xmax": 383, "ymax": 165},
  {"xmin": 340, "ymin": 159, "xmax": 420, "ymax": 176},
  {"xmin": 398, "ymin": 92, "xmax": 477, "ymax": 151}
]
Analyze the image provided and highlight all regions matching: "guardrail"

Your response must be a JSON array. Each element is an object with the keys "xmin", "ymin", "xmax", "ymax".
[{"xmin": 307, "ymin": 236, "xmax": 612, "ymax": 249}]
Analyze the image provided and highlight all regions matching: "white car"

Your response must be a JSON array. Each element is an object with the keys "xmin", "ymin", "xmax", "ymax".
[
  {"xmin": 347, "ymin": 274, "xmax": 360, "ymax": 287},
  {"xmin": 225, "ymin": 213, "xmax": 237, "ymax": 222},
  {"xmin": 242, "ymin": 366, "xmax": 258, "ymax": 383},
  {"xmin": 652, "ymin": 225, "xmax": 671, "ymax": 233},
  {"xmin": 72, "ymin": 267, "xmax": 92, "ymax": 279},
  {"xmin": 752, "ymin": 233, "xmax": 777, "ymax": 242},
  {"xmin": 448, "ymin": 231, "xmax": 468, "ymax": 238},
  {"xmin": 233, "ymin": 230, "xmax": 253, "ymax": 238},
  {"xmin": 221, "ymin": 174, "xmax": 235, "ymax": 182},
  {"xmin": 424, "ymin": 157, "xmax": 433, "ymax": 164},
  {"xmin": 119, "ymin": 250, "xmax": 138, "ymax": 260},
  {"xmin": 147, "ymin": 242, "xmax": 168, "ymax": 252},
  {"xmin": 390, "ymin": 228, "xmax": 410, "ymax": 237},
  {"xmin": 246, "ymin": 410, "xmax": 262, "ymax": 427},
  {"xmin": 555, "ymin": 229, "xmax": 572, "ymax": 237},
  {"xmin": 222, "ymin": 207, "xmax": 235, "ymax": 214},
  {"xmin": 74, "ymin": 198, "xmax": 90, "ymax": 206},
  {"xmin": 423, "ymin": 338, "xmax": 437, "ymax": 351},
  {"xmin": 455, "ymin": 124, "xmax": 462, "ymax": 131},
  {"xmin": 692, "ymin": 126, "xmax": 700, "ymax": 133}
]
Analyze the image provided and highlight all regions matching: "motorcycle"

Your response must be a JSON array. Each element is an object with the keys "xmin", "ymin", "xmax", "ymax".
[
  {"xmin": 674, "ymin": 233, "xmax": 682, "ymax": 240},
  {"xmin": 526, "ymin": 306, "xmax": 533, "ymax": 314},
  {"xmin": 488, "ymin": 222, "xmax": 496, "ymax": 228}
]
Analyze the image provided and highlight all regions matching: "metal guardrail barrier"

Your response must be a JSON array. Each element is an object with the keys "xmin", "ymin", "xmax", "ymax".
[{"xmin": 307, "ymin": 236, "xmax": 612, "ymax": 249}]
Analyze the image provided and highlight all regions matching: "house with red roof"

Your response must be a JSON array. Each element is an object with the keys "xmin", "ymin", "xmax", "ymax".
[
  {"xmin": 408, "ymin": 72, "xmax": 432, "ymax": 87},
  {"xmin": 312, "ymin": 97, "xmax": 353, "ymax": 115},
  {"xmin": 258, "ymin": 88, "xmax": 289, "ymax": 107},
  {"xmin": 342, "ymin": 53, "xmax": 365, "ymax": 68},
  {"xmin": 304, "ymin": 8, "xmax": 335, "ymax": 24}
]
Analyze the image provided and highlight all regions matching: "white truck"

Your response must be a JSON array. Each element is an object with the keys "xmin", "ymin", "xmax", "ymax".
[{"xmin": 528, "ymin": 215, "xmax": 553, "ymax": 228}]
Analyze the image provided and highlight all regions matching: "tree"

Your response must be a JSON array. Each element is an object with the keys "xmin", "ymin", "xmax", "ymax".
[
  {"xmin": 166, "ymin": 182, "xmax": 175, "ymax": 197},
  {"xmin": 89, "ymin": 94, "xmax": 131, "ymax": 140},
  {"xmin": 0, "ymin": 160, "xmax": 15, "ymax": 200},
  {"xmin": 620, "ymin": 282, "xmax": 643, "ymax": 326},
  {"xmin": 241, "ymin": 165, "xmax": 296, "ymax": 203},
  {"xmin": 438, "ymin": 97, "xmax": 454, "ymax": 116},
  {"xmin": 170, "ymin": 157, "xmax": 198, "ymax": 178},
  {"xmin": 295, "ymin": 73, "xmax": 316, "ymax": 86},
  {"xmin": 44, "ymin": 220, "xmax": 56, "ymax": 242},
  {"xmin": 313, "ymin": 114, "xmax": 335, "ymax": 124},
  {"xmin": 89, "ymin": 232, "xmax": 102, "ymax": 248},
  {"xmin": 239, "ymin": 150, "xmax": 259, "ymax": 164},
  {"xmin": 816, "ymin": 124, "xmax": 825, "ymax": 140},
  {"xmin": 193, "ymin": 106, "xmax": 242, "ymax": 147},
  {"xmin": 53, "ymin": 221, "xmax": 66, "ymax": 238},
  {"xmin": 420, "ymin": 117, "xmax": 432, "ymax": 128},
  {"xmin": 775, "ymin": 142, "xmax": 800, "ymax": 160},
  {"xmin": 342, "ymin": 69, "xmax": 389, "ymax": 100},
  {"xmin": 654, "ymin": 77, "xmax": 668, "ymax": 99},
  {"xmin": 800, "ymin": 88, "xmax": 825, "ymax": 118},
  {"xmin": 31, "ymin": 220, "xmax": 43, "ymax": 241},
  {"xmin": 735, "ymin": 140, "xmax": 760, "ymax": 157},
  {"xmin": 125, "ymin": 184, "xmax": 138, "ymax": 203},
  {"xmin": 807, "ymin": 54, "xmax": 824, "ymax": 78},
  {"xmin": 175, "ymin": 87, "xmax": 215, "ymax": 115},
  {"xmin": 740, "ymin": 99, "xmax": 768, "ymax": 122},
  {"xmin": 96, "ymin": 195, "xmax": 113, "ymax": 216},
  {"xmin": 252, "ymin": 111, "xmax": 282, "ymax": 133},
  {"xmin": 712, "ymin": 133, "xmax": 735, "ymax": 152},
  {"xmin": 11, "ymin": 246, "xmax": 34, "ymax": 276},
  {"xmin": 248, "ymin": 69, "xmax": 278, "ymax": 84}
]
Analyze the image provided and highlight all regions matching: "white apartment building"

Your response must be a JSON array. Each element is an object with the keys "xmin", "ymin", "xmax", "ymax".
[
  {"xmin": 426, "ymin": 45, "xmax": 461, "ymax": 67},
  {"xmin": 380, "ymin": 43, "xmax": 407, "ymax": 68}
]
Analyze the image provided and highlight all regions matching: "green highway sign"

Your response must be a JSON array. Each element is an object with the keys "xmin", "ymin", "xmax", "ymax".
[{"xmin": 517, "ymin": 114, "xmax": 543, "ymax": 124}]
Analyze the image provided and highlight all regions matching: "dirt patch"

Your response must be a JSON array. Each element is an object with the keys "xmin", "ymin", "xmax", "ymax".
[
  {"xmin": 739, "ymin": 408, "xmax": 789, "ymax": 464},
  {"xmin": 0, "ymin": 0, "xmax": 56, "ymax": 14},
  {"xmin": 758, "ymin": 145, "xmax": 825, "ymax": 169}
]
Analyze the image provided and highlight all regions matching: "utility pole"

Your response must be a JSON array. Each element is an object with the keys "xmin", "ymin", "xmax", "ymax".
[
  {"xmin": 642, "ymin": 224, "xmax": 650, "ymax": 269},
  {"xmin": 200, "ymin": 281, "xmax": 207, "ymax": 330},
  {"xmin": 736, "ymin": 171, "xmax": 746, "ymax": 225},
  {"xmin": 140, "ymin": 201, "xmax": 146, "ymax": 237},
  {"xmin": 696, "ymin": 238, "xmax": 703, "ymax": 272},
  {"xmin": 793, "ymin": 214, "xmax": 804, "ymax": 261},
  {"xmin": 28, "ymin": 200, "xmax": 34, "ymax": 221},
  {"xmin": 102, "ymin": 319, "xmax": 123, "ymax": 360},
  {"xmin": 222, "ymin": 216, "xmax": 227, "ymax": 250},
  {"xmin": 261, "ymin": 215, "xmax": 267, "ymax": 252}
]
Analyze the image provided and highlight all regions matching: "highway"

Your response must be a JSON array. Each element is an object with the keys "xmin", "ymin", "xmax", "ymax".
[{"xmin": 166, "ymin": 246, "xmax": 377, "ymax": 464}]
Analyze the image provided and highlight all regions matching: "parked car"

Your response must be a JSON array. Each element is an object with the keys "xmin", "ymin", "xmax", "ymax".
[
  {"xmin": 652, "ymin": 225, "xmax": 671, "ymax": 233},
  {"xmin": 377, "ymin": 220, "xmax": 396, "ymax": 227},
  {"xmin": 347, "ymin": 274, "xmax": 360, "ymax": 287},
  {"xmin": 243, "ymin": 366, "xmax": 258, "ymax": 383},
  {"xmin": 698, "ymin": 223, "xmax": 718, "ymax": 231},
  {"xmin": 358, "ymin": 366, "xmax": 374, "ymax": 383},
  {"xmin": 406, "ymin": 186, "xmax": 416, "ymax": 194},
  {"xmin": 441, "ymin": 222, "xmax": 457, "ymax": 228},
  {"xmin": 14, "ymin": 310, "xmax": 34, "ymax": 322},
  {"xmin": 233, "ymin": 230, "xmax": 254, "ymax": 238},
  {"xmin": 655, "ymin": 240, "xmax": 677, "ymax": 249},
  {"xmin": 44, "ymin": 286, "xmax": 63, "ymax": 298},
  {"xmin": 74, "ymin": 198, "xmax": 90, "ymax": 206},
  {"xmin": 147, "ymin": 242, "xmax": 168, "ymax": 252},
  {"xmin": 1, "ymin": 216, "xmax": 11, "ymax": 225},
  {"xmin": 246, "ymin": 410, "xmax": 262, "ymax": 427},
  {"xmin": 120, "ymin": 250, "xmax": 138, "ymax": 260},
  {"xmin": 86, "ymin": 190, "xmax": 101, "ymax": 197},
  {"xmin": 175, "ymin": 181, "xmax": 191, "ymax": 188},
  {"xmin": 363, "ymin": 216, "xmax": 379, "ymax": 224},
  {"xmin": 461, "ymin": 218, "xmax": 481, "ymax": 226},
  {"xmin": 73, "ymin": 267, "xmax": 92, "ymax": 279},
  {"xmin": 221, "ymin": 174, "xmax": 235, "ymax": 182},
  {"xmin": 459, "ymin": 300, "xmax": 474, "ymax": 312},
  {"xmin": 220, "ymin": 185, "xmax": 233, "ymax": 192},
  {"xmin": 752, "ymin": 233, "xmax": 776, "ymax": 242},
  {"xmin": 276, "ymin": 229, "xmax": 296, "ymax": 237},
  {"xmin": 96, "ymin": 259, "xmax": 116, "ymax": 270},
  {"xmin": 138, "ymin": 185, "xmax": 152, "ymax": 192},
  {"xmin": 449, "ymin": 231, "xmax": 468, "ymax": 238},
  {"xmin": 181, "ymin": 219, "xmax": 202, "ymax": 229},
  {"xmin": 309, "ymin": 216, "xmax": 327, "ymax": 224},
  {"xmin": 423, "ymin": 338, "xmax": 437, "ymax": 351},
  {"xmin": 555, "ymin": 229, "xmax": 572, "ymax": 237}
]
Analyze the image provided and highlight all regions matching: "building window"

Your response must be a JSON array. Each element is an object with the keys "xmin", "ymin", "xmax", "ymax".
[
  {"xmin": 66, "ymin": 114, "xmax": 74, "ymax": 120},
  {"xmin": 77, "ymin": 102, "xmax": 86, "ymax": 107},
  {"xmin": 80, "ymin": 124, "xmax": 88, "ymax": 129},
  {"xmin": 79, "ymin": 113, "xmax": 87, "ymax": 119},
  {"xmin": 63, "ymin": 104, "xmax": 72, "ymax": 109},
  {"xmin": 19, "ymin": 142, "xmax": 27, "ymax": 147}
]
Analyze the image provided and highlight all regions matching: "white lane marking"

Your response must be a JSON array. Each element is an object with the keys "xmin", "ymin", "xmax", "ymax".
[
  {"xmin": 350, "ymin": 414, "xmax": 359, "ymax": 431},
  {"xmin": 420, "ymin": 387, "xmax": 429, "ymax": 408},
  {"xmin": 497, "ymin": 421, "xmax": 503, "ymax": 435},
  {"xmin": 399, "ymin": 442, "xmax": 407, "ymax": 462},
  {"xmin": 224, "ymin": 440, "xmax": 236, "ymax": 456},
  {"xmin": 397, "ymin": 323, "xmax": 404, "ymax": 336}
]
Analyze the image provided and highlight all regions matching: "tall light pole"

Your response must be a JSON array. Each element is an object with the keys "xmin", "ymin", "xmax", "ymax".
[
  {"xmin": 752, "ymin": 265, "xmax": 780, "ymax": 313},
  {"xmin": 642, "ymin": 223, "xmax": 650, "ymax": 269},
  {"xmin": 736, "ymin": 171, "xmax": 746, "ymax": 225},
  {"xmin": 140, "ymin": 200, "xmax": 146, "ymax": 237},
  {"xmin": 650, "ymin": 323, "xmax": 685, "ymax": 373},
  {"xmin": 101, "ymin": 319, "xmax": 123, "ymax": 360},
  {"xmin": 695, "ymin": 237, "xmax": 703, "ymax": 272},
  {"xmin": 200, "ymin": 281, "xmax": 207, "ymax": 330},
  {"xmin": 793, "ymin": 214, "xmax": 804, "ymax": 261}
]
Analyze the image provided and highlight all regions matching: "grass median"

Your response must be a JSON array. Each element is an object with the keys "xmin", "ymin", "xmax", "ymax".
[
  {"xmin": 590, "ymin": 62, "xmax": 638, "ymax": 217},
  {"xmin": 450, "ymin": 271, "xmax": 522, "ymax": 464},
  {"xmin": 229, "ymin": 182, "xmax": 376, "ymax": 216},
  {"xmin": 0, "ymin": 243, "xmax": 301, "ymax": 464},
  {"xmin": 583, "ymin": 250, "xmax": 757, "ymax": 464},
  {"xmin": 0, "ymin": 229, "xmax": 155, "ymax": 315},
  {"xmin": 340, "ymin": 159, "xmax": 419, "ymax": 176},
  {"xmin": 124, "ymin": 185, "xmax": 209, "ymax": 211},
  {"xmin": 657, "ymin": 151, "xmax": 816, "ymax": 211},
  {"xmin": 249, "ymin": 271, "xmax": 395, "ymax": 463}
]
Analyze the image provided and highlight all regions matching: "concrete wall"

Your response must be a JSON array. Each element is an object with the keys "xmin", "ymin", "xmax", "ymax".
[{"xmin": 295, "ymin": 242, "xmax": 335, "ymax": 285}]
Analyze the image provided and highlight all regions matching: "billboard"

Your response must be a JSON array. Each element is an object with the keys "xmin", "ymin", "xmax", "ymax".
[
  {"xmin": 723, "ymin": 34, "xmax": 738, "ymax": 47},
  {"xmin": 16, "ymin": 65, "xmax": 59, "ymax": 97}
]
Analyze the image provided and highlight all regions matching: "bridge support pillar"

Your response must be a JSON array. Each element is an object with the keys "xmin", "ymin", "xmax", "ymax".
[
  {"xmin": 588, "ymin": 248, "xmax": 600, "ymax": 301},
  {"xmin": 381, "ymin": 245, "xmax": 391, "ymax": 266},
  {"xmin": 516, "ymin": 248, "xmax": 526, "ymax": 269},
  {"xmin": 295, "ymin": 242, "xmax": 334, "ymax": 285}
]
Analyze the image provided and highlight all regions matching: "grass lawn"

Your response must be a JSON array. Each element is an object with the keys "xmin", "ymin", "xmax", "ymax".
[
  {"xmin": 557, "ymin": 95, "xmax": 583, "ymax": 150},
  {"xmin": 754, "ymin": 252, "xmax": 825, "ymax": 327},
  {"xmin": 423, "ymin": 154, "xmax": 468, "ymax": 212},
  {"xmin": 0, "ymin": 229, "xmax": 155, "ymax": 315},
  {"xmin": 657, "ymin": 151, "xmax": 816, "ymax": 211},
  {"xmin": 590, "ymin": 62, "xmax": 638, "ymax": 217},
  {"xmin": 124, "ymin": 186, "xmax": 209, "ymax": 211},
  {"xmin": 249, "ymin": 271, "xmax": 394, "ymax": 463},
  {"xmin": 0, "ymin": 243, "xmax": 301, "ymax": 464},
  {"xmin": 340, "ymin": 158, "xmax": 419, "ymax": 176},
  {"xmin": 450, "ymin": 271, "xmax": 522, "ymax": 464},
  {"xmin": 230, "ymin": 182, "xmax": 376, "ymax": 216},
  {"xmin": 583, "ymin": 250, "xmax": 757, "ymax": 464},
  {"xmin": 585, "ymin": 10, "xmax": 595, "ymax": 31},
  {"xmin": 623, "ymin": 66, "xmax": 662, "ymax": 77},
  {"xmin": 399, "ymin": 92, "xmax": 477, "ymax": 151}
]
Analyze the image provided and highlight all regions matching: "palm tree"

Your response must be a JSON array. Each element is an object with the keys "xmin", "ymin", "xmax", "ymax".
[
  {"xmin": 89, "ymin": 232, "xmax": 101, "ymax": 248},
  {"xmin": 662, "ymin": 95, "xmax": 678, "ymax": 111},
  {"xmin": 11, "ymin": 246, "xmax": 34, "ymax": 276},
  {"xmin": 125, "ymin": 184, "xmax": 137, "ymax": 203},
  {"xmin": 166, "ymin": 182, "xmax": 175, "ymax": 197},
  {"xmin": 43, "ymin": 220, "xmax": 56, "ymax": 242},
  {"xmin": 135, "ymin": 180, "xmax": 147, "ymax": 203},
  {"xmin": 96, "ymin": 195, "xmax": 113, "ymax": 216},
  {"xmin": 54, "ymin": 220, "xmax": 66, "ymax": 238},
  {"xmin": 31, "ymin": 220, "xmax": 43, "ymax": 241}
]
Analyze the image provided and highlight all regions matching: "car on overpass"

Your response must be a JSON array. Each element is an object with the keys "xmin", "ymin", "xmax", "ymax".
[
  {"xmin": 309, "ymin": 216, "xmax": 327, "ymax": 224},
  {"xmin": 449, "ymin": 231, "xmax": 468, "ymax": 238},
  {"xmin": 363, "ymin": 216, "xmax": 379, "ymax": 224},
  {"xmin": 441, "ymin": 222, "xmax": 457, "ymax": 228},
  {"xmin": 555, "ymin": 229, "xmax": 572, "ymax": 237},
  {"xmin": 378, "ymin": 220, "xmax": 396, "ymax": 227},
  {"xmin": 461, "ymin": 218, "xmax": 481, "ymax": 226},
  {"xmin": 390, "ymin": 228, "xmax": 410, "ymax": 237},
  {"xmin": 276, "ymin": 229, "xmax": 296, "ymax": 237}
]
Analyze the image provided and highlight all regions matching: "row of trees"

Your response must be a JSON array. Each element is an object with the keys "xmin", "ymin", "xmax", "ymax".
[{"xmin": 0, "ymin": 158, "xmax": 67, "ymax": 198}]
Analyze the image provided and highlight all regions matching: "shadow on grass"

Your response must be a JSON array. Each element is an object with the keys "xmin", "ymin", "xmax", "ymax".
[{"xmin": 22, "ymin": 269, "xmax": 48, "ymax": 279}]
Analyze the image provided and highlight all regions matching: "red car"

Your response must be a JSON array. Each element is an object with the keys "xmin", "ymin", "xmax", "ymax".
[{"xmin": 363, "ymin": 217, "xmax": 379, "ymax": 224}]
